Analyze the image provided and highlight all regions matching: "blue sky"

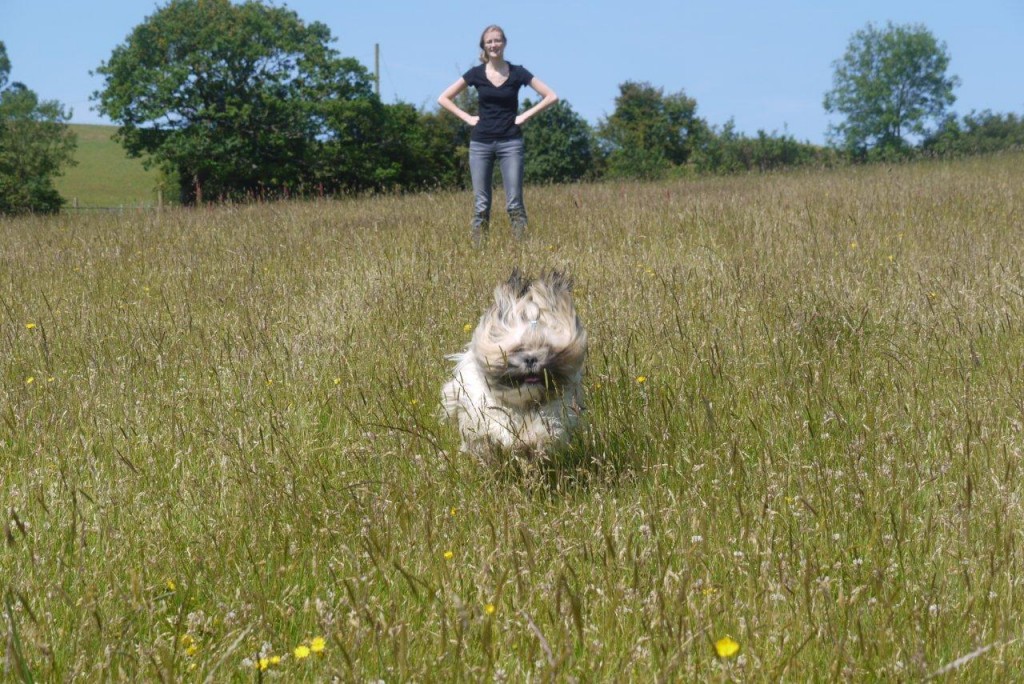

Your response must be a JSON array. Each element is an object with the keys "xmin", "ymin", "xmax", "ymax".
[{"xmin": 2, "ymin": 1, "xmax": 1022, "ymax": 144}]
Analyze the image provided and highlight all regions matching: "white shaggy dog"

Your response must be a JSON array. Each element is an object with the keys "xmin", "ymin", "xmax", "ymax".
[{"xmin": 441, "ymin": 269, "xmax": 587, "ymax": 462}]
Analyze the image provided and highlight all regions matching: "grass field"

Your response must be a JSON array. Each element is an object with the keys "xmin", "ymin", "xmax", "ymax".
[
  {"xmin": 3, "ymin": 154, "xmax": 1024, "ymax": 680},
  {"xmin": 52, "ymin": 124, "xmax": 166, "ymax": 209}
]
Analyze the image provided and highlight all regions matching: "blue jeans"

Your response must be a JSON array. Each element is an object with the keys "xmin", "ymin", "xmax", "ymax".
[{"xmin": 469, "ymin": 137, "xmax": 527, "ymax": 236}]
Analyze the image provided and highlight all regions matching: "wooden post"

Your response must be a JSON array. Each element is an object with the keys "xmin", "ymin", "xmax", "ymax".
[{"xmin": 375, "ymin": 43, "xmax": 380, "ymax": 97}]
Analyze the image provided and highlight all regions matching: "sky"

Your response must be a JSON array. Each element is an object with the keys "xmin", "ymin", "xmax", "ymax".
[{"xmin": 2, "ymin": 0, "xmax": 1022, "ymax": 145}]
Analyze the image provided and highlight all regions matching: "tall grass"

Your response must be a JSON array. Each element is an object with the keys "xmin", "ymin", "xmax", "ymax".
[{"xmin": 2, "ymin": 154, "xmax": 1024, "ymax": 680}]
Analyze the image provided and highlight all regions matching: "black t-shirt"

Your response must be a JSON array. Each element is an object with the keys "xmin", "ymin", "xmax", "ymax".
[{"xmin": 462, "ymin": 63, "xmax": 535, "ymax": 142}]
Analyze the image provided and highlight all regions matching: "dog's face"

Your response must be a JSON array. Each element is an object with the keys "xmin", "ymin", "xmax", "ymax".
[{"xmin": 470, "ymin": 269, "xmax": 587, "ymax": 406}]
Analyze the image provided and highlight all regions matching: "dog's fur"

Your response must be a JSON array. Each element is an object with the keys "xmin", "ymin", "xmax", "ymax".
[{"xmin": 441, "ymin": 269, "xmax": 587, "ymax": 461}]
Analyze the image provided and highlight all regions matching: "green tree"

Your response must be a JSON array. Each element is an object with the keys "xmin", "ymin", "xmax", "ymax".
[
  {"xmin": 521, "ymin": 99, "xmax": 595, "ymax": 184},
  {"xmin": 0, "ymin": 42, "xmax": 77, "ymax": 214},
  {"xmin": 694, "ymin": 121, "xmax": 831, "ymax": 174},
  {"xmin": 824, "ymin": 22, "xmax": 958, "ymax": 157},
  {"xmin": 923, "ymin": 110, "xmax": 1024, "ymax": 157},
  {"xmin": 92, "ymin": 0, "xmax": 379, "ymax": 203},
  {"xmin": 597, "ymin": 81, "xmax": 705, "ymax": 180}
]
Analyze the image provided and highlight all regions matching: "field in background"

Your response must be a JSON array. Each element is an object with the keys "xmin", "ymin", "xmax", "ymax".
[
  {"xmin": 53, "ymin": 124, "xmax": 165, "ymax": 208},
  {"xmin": 3, "ymin": 155, "xmax": 1024, "ymax": 680}
]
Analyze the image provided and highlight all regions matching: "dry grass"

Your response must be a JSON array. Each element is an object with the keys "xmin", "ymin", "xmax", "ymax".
[{"xmin": 3, "ymin": 154, "xmax": 1024, "ymax": 680}]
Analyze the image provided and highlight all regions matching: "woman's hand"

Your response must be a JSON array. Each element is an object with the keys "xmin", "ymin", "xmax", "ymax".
[
  {"xmin": 467, "ymin": 115, "xmax": 480, "ymax": 126},
  {"xmin": 514, "ymin": 114, "xmax": 528, "ymax": 126}
]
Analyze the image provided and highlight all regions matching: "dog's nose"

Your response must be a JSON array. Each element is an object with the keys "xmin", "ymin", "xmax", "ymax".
[{"xmin": 523, "ymin": 356, "xmax": 538, "ymax": 368}]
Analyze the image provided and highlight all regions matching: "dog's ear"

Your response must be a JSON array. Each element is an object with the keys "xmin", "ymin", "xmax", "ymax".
[
  {"xmin": 543, "ymin": 270, "xmax": 574, "ymax": 294},
  {"xmin": 507, "ymin": 268, "xmax": 532, "ymax": 297},
  {"xmin": 495, "ymin": 268, "xmax": 531, "ymax": 308}
]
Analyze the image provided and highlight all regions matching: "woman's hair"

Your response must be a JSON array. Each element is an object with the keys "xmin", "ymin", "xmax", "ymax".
[{"xmin": 478, "ymin": 25, "xmax": 507, "ymax": 63}]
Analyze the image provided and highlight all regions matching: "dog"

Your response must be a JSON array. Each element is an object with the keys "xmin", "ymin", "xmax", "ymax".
[{"xmin": 441, "ymin": 268, "xmax": 587, "ymax": 462}]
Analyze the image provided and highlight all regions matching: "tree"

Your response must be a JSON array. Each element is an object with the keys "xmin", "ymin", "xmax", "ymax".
[
  {"xmin": 0, "ymin": 42, "xmax": 77, "ymax": 214},
  {"xmin": 597, "ymin": 81, "xmax": 705, "ymax": 180},
  {"xmin": 521, "ymin": 99, "xmax": 595, "ymax": 184},
  {"xmin": 92, "ymin": 0, "xmax": 380, "ymax": 203},
  {"xmin": 923, "ymin": 110, "xmax": 1024, "ymax": 157},
  {"xmin": 824, "ymin": 22, "xmax": 959, "ymax": 157}
]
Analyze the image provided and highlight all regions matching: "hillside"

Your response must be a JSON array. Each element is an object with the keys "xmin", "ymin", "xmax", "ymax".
[
  {"xmin": 53, "ymin": 124, "xmax": 169, "ymax": 208},
  {"xmin": 4, "ymin": 155, "xmax": 1024, "ymax": 679}
]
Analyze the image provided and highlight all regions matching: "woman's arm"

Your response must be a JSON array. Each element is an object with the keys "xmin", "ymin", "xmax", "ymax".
[
  {"xmin": 437, "ymin": 78, "xmax": 479, "ymax": 126},
  {"xmin": 515, "ymin": 77, "xmax": 558, "ymax": 126}
]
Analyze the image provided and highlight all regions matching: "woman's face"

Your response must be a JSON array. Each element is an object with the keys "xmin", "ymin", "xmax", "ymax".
[{"xmin": 482, "ymin": 30, "xmax": 506, "ymax": 60}]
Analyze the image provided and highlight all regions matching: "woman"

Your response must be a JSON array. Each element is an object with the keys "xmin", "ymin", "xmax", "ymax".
[{"xmin": 438, "ymin": 25, "xmax": 558, "ymax": 243}]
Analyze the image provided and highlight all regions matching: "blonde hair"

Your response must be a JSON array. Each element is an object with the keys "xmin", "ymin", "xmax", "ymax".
[{"xmin": 478, "ymin": 25, "xmax": 507, "ymax": 63}]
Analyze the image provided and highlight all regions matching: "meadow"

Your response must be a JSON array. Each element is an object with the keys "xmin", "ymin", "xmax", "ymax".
[
  {"xmin": 2, "ymin": 153, "xmax": 1024, "ymax": 680},
  {"xmin": 52, "ymin": 125, "xmax": 165, "ymax": 209}
]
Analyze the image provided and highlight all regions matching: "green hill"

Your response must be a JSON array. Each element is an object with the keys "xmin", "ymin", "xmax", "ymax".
[{"xmin": 54, "ymin": 124, "xmax": 170, "ymax": 208}]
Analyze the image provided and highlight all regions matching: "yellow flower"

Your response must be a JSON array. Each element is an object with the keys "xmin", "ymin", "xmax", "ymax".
[
  {"xmin": 25, "ymin": 377, "xmax": 34, "ymax": 385},
  {"xmin": 165, "ymin": 579, "xmax": 176, "ymax": 592},
  {"xmin": 269, "ymin": 655, "xmax": 281, "ymax": 665},
  {"xmin": 463, "ymin": 323, "xmax": 473, "ymax": 334},
  {"xmin": 444, "ymin": 550, "xmax": 454, "ymax": 560},
  {"xmin": 294, "ymin": 645, "xmax": 311, "ymax": 660},
  {"xmin": 25, "ymin": 323, "xmax": 36, "ymax": 330},
  {"xmin": 410, "ymin": 399, "xmax": 420, "ymax": 406},
  {"xmin": 484, "ymin": 603, "xmax": 496, "ymax": 615},
  {"xmin": 186, "ymin": 644, "xmax": 199, "ymax": 657},
  {"xmin": 636, "ymin": 375, "xmax": 647, "ymax": 384},
  {"xmin": 180, "ymin": 634, "xmax": 194, "ymax": 648},
  {"xmin": 310, "ymin": 636, "xmax": 326, "ymax": 654},
  {"xmin": 450, "ymin": 507, "xmax": 457, "ymax": 517},
  {"xmin": 334, "ymin": 377, "xmax": 341, "ymax": 385},
  {"xmin": 849, "ymin": 241, "xmax": 858, "ymax": 250},
  {"xmin": 715, "ymin": 636, "xmax": 740, "ymax": 658},
  {"xmin": 258, "ymin": 657, "xmax": 271, "ymax": 670}
]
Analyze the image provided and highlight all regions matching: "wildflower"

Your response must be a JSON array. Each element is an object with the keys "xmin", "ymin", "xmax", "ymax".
[
  {"xmin": 310, "ymin": 636, "xmax": 326, "ymax": 654},
  {"xmin": 410, "ymin": 399, "xmax": 420, "ymax": 407},
  {"xmin": 270, "ymin": 655, "xmax": 281, "ymax": 665},
  {"xmin": 450, "ymin": 507, "xmax": 457, "ymax": 517},
  {"xmin": 334, "ymin": 377, "xmax": 341, "ymax": 385},
  {"xmin": 636, "ymin": 375, "xmax": 647, "ymax": 384},
  {"xmin": 485, "ymin": 603, "xmax": 496, "ymax": 615},
  {"xmin": 464, "ymin": 323, "xmax": 474, "ymax": 334},
  {"xmin": 444, "ymin": 550, "xmax": 454, "ymax": 560},
  {"xmin": 294, "ymin": 645, "xmax": 311, "ymax": 660},
  {"xmin": 25, "ymin": 377, "xmax": 34, "ymax": 385},
  {"xmin": 25, "ymin": 323, "xmax": 36, "ymax": 330},
  {"xmin": 849, "ymin": 241, "xmax": 857, "ymax": 250},
  {"xmin": 715, "ymin": 636, "xmax": 740, "ymax": 658},
  {"xmin": 165, "ymin": 579, "xmax": 176, "ymax": 592},
  {"xmin": 258, "ymin": 657, "xmax": 271, "ymax": 670}
]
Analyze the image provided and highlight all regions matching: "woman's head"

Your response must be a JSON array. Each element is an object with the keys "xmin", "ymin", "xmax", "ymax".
[{"xmin": 479, "ymin": 25, "xmax": 507, "ymax": 63}]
